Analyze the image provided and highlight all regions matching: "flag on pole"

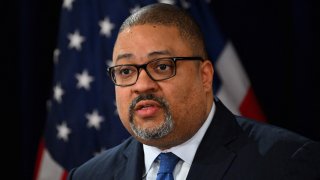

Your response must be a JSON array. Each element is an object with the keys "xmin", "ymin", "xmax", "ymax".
[{"xmin": 34, "ymin": 1, "xmax": 265, "ymax": 179}]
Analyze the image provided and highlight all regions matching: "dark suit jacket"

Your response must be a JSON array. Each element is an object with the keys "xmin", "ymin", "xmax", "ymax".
[{"xmin": 68, "ymin": 98, "xmax": 320, "ymax": 180}]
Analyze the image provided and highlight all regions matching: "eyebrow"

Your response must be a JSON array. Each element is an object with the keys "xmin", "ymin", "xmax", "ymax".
[
  {"xmin": 114, "ymin": 50, "xmax": 172, "ymax": 62},
  {"xmin": 115, "ymin": 53, "xmax": 133, "ymax": 62},
  {"xmin": 147, "ymin": 50, "xmax": 171, "ymax": 58}
]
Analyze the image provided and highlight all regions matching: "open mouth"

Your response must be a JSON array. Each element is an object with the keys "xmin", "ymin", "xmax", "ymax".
[
  {"xmin": 134, "ymin": 100, "xmax": 161, "ymax": 117},
  {"xmin": 135, "ymin": 100, "xmax": 160, "ymax": 109}
]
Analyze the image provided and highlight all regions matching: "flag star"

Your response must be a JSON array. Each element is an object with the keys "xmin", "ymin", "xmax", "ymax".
[
  {"xmin": 53, "ymin": 48, "xmax": 60, "ymax": 64},
  {"xmin": 130, "ymin": 5, "xmax": 141, "ymax": 14},
  {"xmin": 158, "ymin": 0, "xmax": 175, "ymax": 5},
  {"xmin": 68, "ymin": 30, "xmax": 85, "ymax": 50},
  {"xmin": 56, "ymin": 121, "xmax": 71, "ymax": 142},
  {"xmin": 99, "ymin": 17, "xmax": 115, "ymax": 37},
  {"xmin": 86, "ymin": 110, "xmax": 104, "ymax": 130},
  {"xmin": 106, "ymin": 59, "xmax": 113, "ymax": 67},
  {"xmin": 63, "ymin": 0, "xmax": 75, "ymax": 10},
  {"xmin": 53, "ymin": 83, "xmax": 64, "ymax": 103},
  {"xmin": 75, "ymin": 70, "xmax": 94, "ymax": 90}
]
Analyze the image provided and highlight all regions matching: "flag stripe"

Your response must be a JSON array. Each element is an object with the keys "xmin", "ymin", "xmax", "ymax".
[
  {"xmin": 239, "ymin": 87, "xmax": 266, "ymax": 122},
  {"xmin": 216, "ymin": 42, "xmax": 266, "ymax": 121},
  {"xmin": 36, "ymin": 148, "xmax": 64, "ymax": 180},
  {"xmin": 61, "ymin": 171, "xmax": 68, "ymax": 180},
  {"xmin": 33, "ymin": 139, "xmax": 45, "ymax": 180},
  {"xmin": 215, "ymin": 42, "xmax": 249, "ymax": 114}
]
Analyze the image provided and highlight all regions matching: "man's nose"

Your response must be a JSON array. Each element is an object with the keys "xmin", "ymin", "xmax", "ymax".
[{"xmin": 132, "ymin": 69, "xmax": 158, "ymax": 94}]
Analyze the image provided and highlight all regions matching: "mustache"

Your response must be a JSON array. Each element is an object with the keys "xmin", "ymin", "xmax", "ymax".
[{"xmin": 129, "ymin": 94, "xmax": 169, "ymax": 114}]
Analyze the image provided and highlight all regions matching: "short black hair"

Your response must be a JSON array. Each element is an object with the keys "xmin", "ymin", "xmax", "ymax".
[{"xmin": 118, "ymin": 3, "xmax": 208, "ymax": 59}]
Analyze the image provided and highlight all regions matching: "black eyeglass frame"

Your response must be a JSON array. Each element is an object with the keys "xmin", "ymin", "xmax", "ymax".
[{"xmin": 107, "ymin": 56, "xmax": 204, "ymax": 87}]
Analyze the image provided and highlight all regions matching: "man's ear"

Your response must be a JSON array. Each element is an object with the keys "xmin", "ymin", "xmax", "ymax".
[{"xmin": 201, "ymin": 60, "xmax": 214, "ymax": 92}]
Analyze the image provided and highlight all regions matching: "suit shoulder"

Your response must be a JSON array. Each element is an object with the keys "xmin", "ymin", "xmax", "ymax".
[
  {"xmin": 68, "ymin": 137, "xmax": 137, "ymax": 180},
  {"xmin": 235, "ymin": 116, "xmax": 320, "ymax": 156},
  {"xmin": 236, "ymin": 116, "xmax": 312, "ymax": 144},
  {"xmin": 234, "ymin": 117, "xmax": 320, "ymax": 178}
]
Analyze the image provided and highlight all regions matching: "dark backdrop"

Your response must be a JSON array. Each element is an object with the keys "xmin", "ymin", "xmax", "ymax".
[{"xmin": 17, "ymin": 0, "xmax": 319, "ymax": 179}]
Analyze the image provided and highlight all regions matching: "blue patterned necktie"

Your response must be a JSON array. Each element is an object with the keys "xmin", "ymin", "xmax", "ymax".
[{"xmin": 156, "ymin": 152, "xmax": 180, "ymax": 180}]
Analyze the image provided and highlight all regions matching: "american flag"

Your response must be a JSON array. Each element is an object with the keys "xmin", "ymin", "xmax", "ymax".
[{"xmin": 34, "ymin": 0, "xmax": 265, "ymax": 179}]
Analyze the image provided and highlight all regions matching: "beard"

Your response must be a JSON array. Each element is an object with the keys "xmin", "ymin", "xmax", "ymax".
[{"xmin": 128, "ymin": 94, "xmax": 173, "ymax": 140}]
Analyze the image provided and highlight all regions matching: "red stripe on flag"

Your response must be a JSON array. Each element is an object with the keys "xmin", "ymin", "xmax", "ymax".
[
  {"xmin": 33, "ymin": 138, "xmax": 45, "ymax": 180},
  {"xmin": 239, "ymin": 87, "xmax": 267, "ymax": 122},
  {"xmin": 61, "ymin": 171, "xmax": 68, "ymax": 180}
]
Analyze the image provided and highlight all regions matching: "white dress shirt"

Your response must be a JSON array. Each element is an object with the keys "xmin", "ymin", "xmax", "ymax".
[{"xmin": 143, "ymin": 102, "xmax": 216, "ymax": 180}]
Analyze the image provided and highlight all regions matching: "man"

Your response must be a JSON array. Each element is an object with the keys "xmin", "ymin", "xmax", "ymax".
[{"xmin": 68, "ymin": 3, "xmax": 320, "ymax": 180}]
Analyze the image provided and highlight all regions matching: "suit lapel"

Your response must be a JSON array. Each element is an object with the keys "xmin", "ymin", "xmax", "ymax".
[
  {"xmin": 187, "ymin": 98, "xmax": 242, "ymax": 180},
  {"xmin": 114, "ymin": 138, "xmax": 144, "ymax": 180}
]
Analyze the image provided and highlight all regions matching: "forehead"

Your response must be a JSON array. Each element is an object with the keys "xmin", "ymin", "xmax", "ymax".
[
  {"xmin": 118, "ymin": 24, "xmax": 180, "ymax": 40},
  {"xmin": 113, "ymin": 25, "xmax": 192, "ymax": 63}
]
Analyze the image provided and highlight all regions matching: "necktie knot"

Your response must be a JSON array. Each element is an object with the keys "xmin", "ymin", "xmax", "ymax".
[{"xmin": 156, "ymin": 152, "xmax": 180, "ymax": 180}]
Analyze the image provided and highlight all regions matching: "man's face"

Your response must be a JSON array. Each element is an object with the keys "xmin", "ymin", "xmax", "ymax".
[{"xmin": 112, "ymin": 24, "xmax": 212, "ymax": 149}]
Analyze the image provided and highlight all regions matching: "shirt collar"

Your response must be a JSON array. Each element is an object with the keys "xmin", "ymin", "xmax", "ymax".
[{"xmin": 143, "ymin": 101, "xmax": 216, "ymax": 173}]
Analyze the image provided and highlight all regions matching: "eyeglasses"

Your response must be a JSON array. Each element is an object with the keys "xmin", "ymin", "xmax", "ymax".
[{"xmin": 107, "ymin": 57, "xmax": 204, "ymax": 86}]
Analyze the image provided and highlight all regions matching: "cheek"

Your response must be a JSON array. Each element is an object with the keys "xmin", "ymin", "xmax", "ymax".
[
  {"xmin": 164, "ymin": 83, "xmax": 195, "ymax": 117},
  {"xmin": 166, "ymin": 73, "xmax": 205, "ymax": 121},
  {"xmin": 168, "ymin": 72, "xmax": 203, "ymax": 106},
  {"xmin": 115, "ymin": 89, "xmax": 130, "ymax": 119}
]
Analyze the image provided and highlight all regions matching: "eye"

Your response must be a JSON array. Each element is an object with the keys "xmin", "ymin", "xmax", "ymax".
[
  {"xmin": 115, "ymin": 66, "xmax": 136, "ymax": 78},
  {"xmin": 152, "ymin": 60, "xmax": 174, "ymax": 73},
  {"xmin": 120, "ymin": 68, "xmax": 131, "ymax": 75},
  {"xmin": 157, "ymin": 64, "xmax": 170, "ymax": 71}
]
